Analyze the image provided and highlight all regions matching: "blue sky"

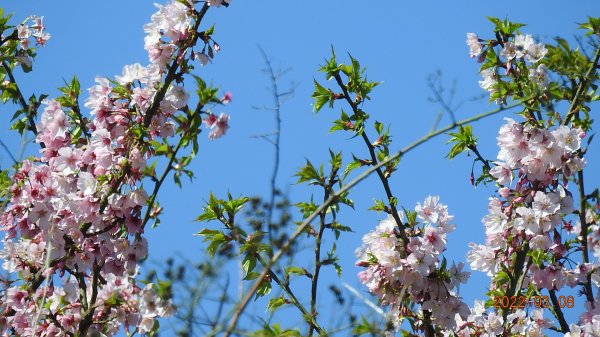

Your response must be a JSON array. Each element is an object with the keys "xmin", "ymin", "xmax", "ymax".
[{"xmin": 2, "ymin": 0, "xmax": 600, "ymax": 335}]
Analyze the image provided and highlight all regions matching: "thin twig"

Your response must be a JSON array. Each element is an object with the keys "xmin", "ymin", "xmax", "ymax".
[
  {"xmin": 256, "ymin": 46, "xmax": 292, "ymax": 247},
  {"xmin": 0, "ymin": 138, "xmax": 17, "ymax": 165},
  {"xmin": 142, "ymin": 138, "xmax": 185, "ymax": 227},
  {"xmin": 1, "ymin": 60, "xmax": 42, "ymax": 144},
  {"xmin": 427, "ymin": 71, "xmax": 459, "ymax": 126},
  {"xmin": 341, "ymin": 282, "xmax": 385, "ymax": 318},
  {"xmin": 309, "ymin": 168, "xmax": 336, "ymax": 336},
  {"xmin": 563, "ymin": 44, "xmax": 600, "ymax": 125}
]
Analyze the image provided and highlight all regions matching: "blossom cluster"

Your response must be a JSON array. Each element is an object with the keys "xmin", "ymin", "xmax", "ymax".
[
  {"xmin": 462, "ymin": 117, "xmax": 583, "ymax": 324},
  {"xmin": 356, "ymin": 196, "xmax": 470, "ymax": 330},
  {"xmin": 10, "ymin": 15, "xmax": 51, "ymax": 69},
  {"xmin": 460, "ymin": 19, "xmax": 600, "ymax": 336},
  {"xmin": 0, "ymin": 1, "xmax": 231, "ymax": 335},
  {"xmin": 462, "ymin": 118, "xmax": 597, "ymax": 334},
  {"xmin": 467, "ymin": 118, "xmax": 584, "ymax": 276},
  {"xmin": 467, "ymin": 32, "xmax": 549, "ymax": 99},
  {"xmin": 491, "ymin": 118, "xmax": 585, "ymax": 184},
  {"xmin": 441, "ymin": 301, "xmax": 552, "ymax": 337}
]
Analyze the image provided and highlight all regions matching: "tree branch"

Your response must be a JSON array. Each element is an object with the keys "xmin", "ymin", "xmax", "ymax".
[
  {"xmin": 142, "ymin": 4, "xmax": 209, "ymax": 127},
  {"xmin": 222, "ymin": 99, "xmax": 527, "ymax": 337},
  {"xmin": 1, "ymin": 60, "xmax": 42, "ymax": 146},
  {"xmin": 549, "ymin": 289, "xmax": 569, "ymax": 333},
  {"xmin": 563, "ymin": 44, "xmax": 600, "ymax": 125},
  {"xmin": 577, "ymin": 168, "xmax": 595, "ymax": 305},
  {"xmin": 257, "ymin": 46, "xmax": 285, "ymax": 249},
  {"xmin": 332, "ymin": 73, "xmax": 409, "ymax": 250}
]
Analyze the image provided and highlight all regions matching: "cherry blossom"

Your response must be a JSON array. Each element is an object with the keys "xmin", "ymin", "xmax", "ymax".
[
  {"xmin": 0, "ymin": 0, "xmax": 236, "ymax": 334},
  {"xmin": 466, "ymin": 33, "xmax": 483, "ymax": 58},
  {"xmin": 204, "ymin": 112, "xmax": 230, "ymax": 140},
  {"xmin": 356, "ymin": 197, "xmax": 469, "ymax": 330}
]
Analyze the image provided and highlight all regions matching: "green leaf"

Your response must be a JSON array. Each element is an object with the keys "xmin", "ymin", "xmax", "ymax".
[
  {"xmin": 344, "ymin": 154, "xmax": 371, "ymax": 179},
  {"xmin": 285, "ymin": 266, "xmax": 308, "ymax": 278},
  {"xmin": 352, "ymin": 317, "xmax": 374, "ymax": 335},
  {"xmin": 404, "ymin": 208, "xmax": 418, "ymax": 226},
  {"xmin": 224, "ymin": 194, "xmax": 250, "ymax": 215},
  {"xmin": 195, "ymin": 206, "xmax": 217, "ymax": 222},
  {"xmin": 295, "ymin": 197, "xmax": 317, "ymax": 219},
  {"xmin": 334, "ymin": 263, "xmax": 342, "ymax": 277},
  {"xmin": 266, "ymin": 296, "xmax": 287, "ymax": 313},
  {"xmin": 242, "ymin": 254, "xmax": 256, "ymax": 276},
  {"xmin": 446, "ymin": 125, "xmax": 477, "ymax": 159},
  {"xmin": 328, "ymin": 149, "xmax": 342, "ymax": 170},
  {"xmin": 194, "ymin": 229, "xmax": 229, "ymax": 258},
  {"xmin": 255, "ymin": 279, "xmax": 272, "ymax": 300},
  {"xmin": 369, "ymin": 199, "xmax": 387, "ymax": 212},
  {"xmin": 374, "ymin": 121, "xmax": 383, "ymax": 134},
  {"xmin": 0, "ymin": 169, "xmax": 10, "ymax": 203},
  {"xmin": 579, "ymin": 16, "xmax": 600, "ymax": 36},
  {"xmin": 192, "ymin": 74, "xmax": 220, "ymax": 105},
  {"xmin": 244, "ymin": 271, "xmax": 261, "ymax": 280},
  {"xmin": 71, "ymin": 75, "xmax": 80, "ymax": 96},
  {"xmin": 312, "ymin": 79, "xmax": 332, "ymax": 113},
  {"xmin": 319, "ymin": 46, "xmax": 338, "ymax": 80},
  {"xmin": 205, "ymin": 24, "xmax": 216, "ymax": 36},
  {"xmin": 154, "ymin": 143, "xmax": 171, "ymax": 156},
  {"xmin": 295, "ymin": 160, "xmax": 321, "ymax": 184}
]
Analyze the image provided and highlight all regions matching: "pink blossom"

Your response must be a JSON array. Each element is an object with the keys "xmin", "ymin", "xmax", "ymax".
[
  {"xmin": 489, "ymin": 162, "xmax": 513, "ymax": 185},
  {"xmin": 532, "ymin": 191, "xmax": 560, "ymax": 218},
  {"xmin": 207, "ymin": 0, "xmax": 231, "ymax": 7},
  {"xmin": 221, "ymin": 91, "xmax": 233, "ymax": 104},
  {"xmin": 415, "ymin": 195, "xmax": 443, "ymax": 224},
  {"xmin": 466, "ymin": 33, "xmax": 483, "ymax": 58},
  {"xmin": 501, "ymin": 41, "xmax": 517, "ymax": 60},
  {"xmin": 52, "ymin": 147, "xmax": 83, "ymax": 175},
  {"xmin": 466, "ymin": 243, "xmax": 498, "ymax": 276},
  {"xmin": 116, "ymin": 63, "xmax": 146, "ymax": 85},
  {"xmin": 528, "ymin": 64, "xmax": 549, "ymax": 89},
  {"xmin": 204, "ymin": 112, "xmax": 230, "ymax": 140}
]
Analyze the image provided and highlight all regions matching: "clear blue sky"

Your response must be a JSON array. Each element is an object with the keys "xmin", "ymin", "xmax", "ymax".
[{"xmin": 2, "ymin": 1, "xmax": 599, "ymax": 335}]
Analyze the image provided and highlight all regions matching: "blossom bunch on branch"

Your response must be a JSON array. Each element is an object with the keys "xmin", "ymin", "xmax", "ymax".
[
  {"xmin": 0, "ymin": 1, "xmax": 232, "ymax": 336},
  {"xmin": 357, "ymin": 196, "xmax": 470, "ymax": 330}
]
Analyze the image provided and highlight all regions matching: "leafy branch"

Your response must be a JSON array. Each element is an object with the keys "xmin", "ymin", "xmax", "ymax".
[{"xmin": 222, "ymin": 98, "xmax": 526, "ymax": 337}]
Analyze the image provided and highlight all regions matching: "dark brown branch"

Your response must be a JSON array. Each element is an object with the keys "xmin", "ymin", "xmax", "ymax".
[
  {"xmin": 502, "ymin": 246, "xmax": 529, "ymax": 325},
  {"xmin": 1, "ymin": 60, "xmax": 43, "ymax": 147},
  {"xmin": 75, "ymin": 260, "xmax": 101, "ymax": 337},
  {"xmin": 309, "ymin": 171, "xmax": 336, "ymax": 336},
  {"xmin": 549, "ymin": 289, "xmax": 569, "ymax": 333},
  {"xmin": 467, "ymin": 144, "xmax": 492, "ymax": 171},
  {"xmin": 577, "ymin": 168, "xmax": 595, "ymax": 304},
  {"xmin": 563, "ymin": 44, "xmax": 600, "ymax": 125},
  {"xmin": 332, "ymin": 73, "xmax": 408, "ymax": 249}
]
